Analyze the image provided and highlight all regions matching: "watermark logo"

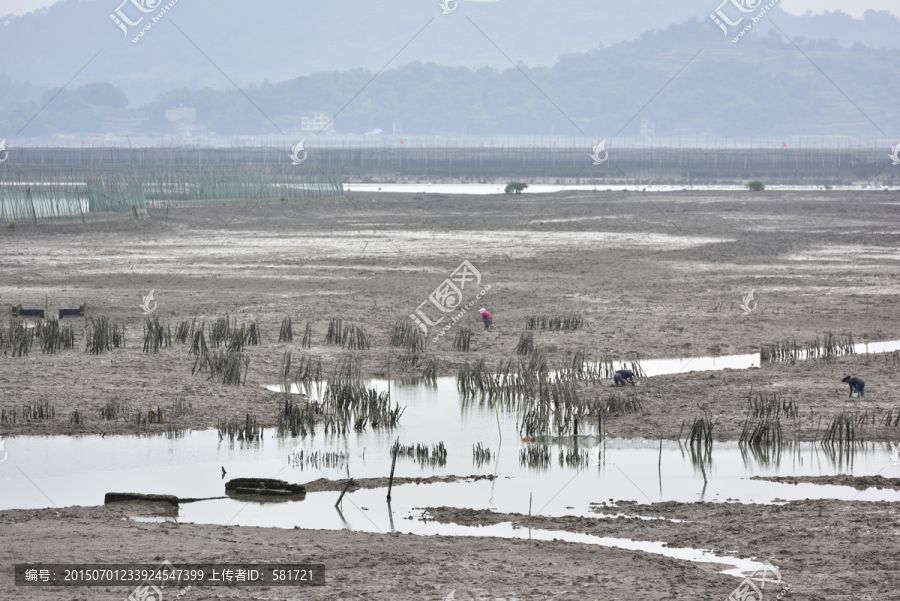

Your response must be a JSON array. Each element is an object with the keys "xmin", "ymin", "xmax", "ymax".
[
  {"xmin": 590, "ymin": 139, "xmax": 608, "ymax": 165},
  {"xmin": 289, "ymin": 140, "xmax": 308, "ymax": 165},
  {"xmin": 126, "ymin": 582, "xmax": 162, "ymax": 601},
  {"xmin": 889, "ymin": 142, "xmax": 900, "ymax": 166},
  {"xmin": 890, "ymin": 442, "xmax": 900, "ymax": 466},
  {"xmin": 0, "ymin": 438, "xmax": 7, "ymax": 464},
  {"xmin": 590, "ymin": 444, "xmax": 602, "ymax": 465},
  {"xmin": 110, "ymin": 0, "xmax": 162, "ymax": 36},
  {"xmin": 0, "ymin": 139, "xmax": 7, "ymax": 164},
  {"xmin": 740, "ymin": 289, "xmax": 757, "ymax": 315},
  {"xmin": 140, "ymin": 289, "xmax": 157, "ymax": 315},
  {"xmin": 439, "ymin": 0, "xmax": 457, "ymax": 14},
  {"xmin": 110, "ymin": 0, "xmax": 180, "ymax": 44},
  {"xmin": 727, "ymin": 560, "xmax": 790, "ymax": 601},
  {"xmin": 709, "ymin": 0, "xmax": 778, "ymax": 43},
  {"xmin": 442, "ymin": 590, "xmax": 455, "ymax": 600},
  {"xmin": 410, "ymin": 260, "xmax": 491, "ymax": 342},
  {"xmin": 126, "ymin": 559, "xmax": 191, "ymax": 601}
]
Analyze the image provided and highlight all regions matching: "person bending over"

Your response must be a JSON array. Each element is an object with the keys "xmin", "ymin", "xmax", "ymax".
[
  {"xmin": 614, "ymin": 369, "xmax": 636, "ymax": 387},
  {"xmin": 841, "ymin": 375, "xmax": 865, "ymax": 398},
  {"xmin": 478, "ymin": 308, "xmax": 493, "ymax": 330}
]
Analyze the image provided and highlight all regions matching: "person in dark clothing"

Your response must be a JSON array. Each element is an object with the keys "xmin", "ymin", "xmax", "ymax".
[
  {"xmin": 614, "ymin": 369, "xmax": 636, "ymax": 386},
  {"xmin": 841, "ymin": 375, "xmax": 865, "ymax": 398}
]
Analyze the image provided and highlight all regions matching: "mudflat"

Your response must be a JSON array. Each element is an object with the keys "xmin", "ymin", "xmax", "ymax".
[{"xmin": 1, "ymin": 189, "xmax": 898, "ymax": 599}]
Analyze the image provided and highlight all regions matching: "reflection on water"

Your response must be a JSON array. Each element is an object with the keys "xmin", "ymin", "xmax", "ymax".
[{"xmin": 1, "ymin": 429, "xmax": 898, "ymax": 515}]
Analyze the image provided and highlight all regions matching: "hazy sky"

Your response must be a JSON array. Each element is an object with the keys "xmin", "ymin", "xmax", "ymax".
[{"xmin": 2, "ymin": 0, "xmax": 900, "ymax": 19}]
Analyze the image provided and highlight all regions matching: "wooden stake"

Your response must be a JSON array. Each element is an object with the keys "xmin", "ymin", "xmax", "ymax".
[
  {"xmin": 386, "ymin": 497, "xmax": 395, "ymax": 532},
  {"xmin": 658, "ymin": 438, "xmax": 663, "ymax": 475},
  {"xmin": 387, "ymin": 438, "xmax": 399, "ymax": 501},
  {"xmin": 335, "ymin": 478, "xmax": 354, "ymax": 508}
]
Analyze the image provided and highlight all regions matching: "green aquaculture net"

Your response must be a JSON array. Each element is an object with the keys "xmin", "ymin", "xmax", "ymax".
[
  {"xmin": 0, "ymin": 168, "xmax": 343, "ymax": 222},
  {"xmin": 142, "ymin": 169, "xmax": 345, "ymax": 207},
  {"xmin": 0, "ymin": 179, "xmax": 147, "ymax": 223}
]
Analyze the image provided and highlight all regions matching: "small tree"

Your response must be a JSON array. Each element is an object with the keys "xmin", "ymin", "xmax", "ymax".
[
  {"xmin": 747, "ymin": 180, "xmax": 765, "ymax": 191},
  {"xmin": 505, "ymin": 182, "xmax": 529, "ymax": 194}
]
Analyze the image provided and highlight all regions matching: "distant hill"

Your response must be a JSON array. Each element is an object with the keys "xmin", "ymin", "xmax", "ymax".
[
  {"xmin": 2, "ymin": 17, "xmax": 897, "ymax": 138},
  {"xmin": 0, "ymin": 0, "xmax": 898, "ymax": 106},
  {"xmin": 756, "ymin": 9, "xmax": 900, "ymax": 50}
]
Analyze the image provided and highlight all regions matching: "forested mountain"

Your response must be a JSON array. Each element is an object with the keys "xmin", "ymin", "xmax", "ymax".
[{"xmin": 1, "ymin": 2, "xmax": 897, "ymax": 137}]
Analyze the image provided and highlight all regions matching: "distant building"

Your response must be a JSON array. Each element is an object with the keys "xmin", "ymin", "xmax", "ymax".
[
  {"xmin": 640, "ymin": 117, "xmax": 655, "ymax": 138},
  {"xmin": 301, "ymin": 113, "xmax": 334, "ymax": 132},
  {"xmin": 166, "ymin": 108, "xmax": 196, "ymax": 122},
  {"xmin": 104, "ymin": 112, "xmax": 151, "ymax": 131},
  {"xmin": 392, "ymin": 120, "xmax": 401, "ymax": 136},
  {"xmin": 165, "ymin": 107, "xmax": 203, "ymax": 134}
]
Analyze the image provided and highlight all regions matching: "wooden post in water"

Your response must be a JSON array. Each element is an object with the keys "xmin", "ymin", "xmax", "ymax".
[
  {"xmin": 387, "ymin": 438, "xmax": 399, "ymax": 501},
  {"xmin": 335, "ymin": 478, "xmax": 354, "ymax": 509},
  {"xmin": 528, "ymin": 492, "xmax": 532, "ymax": 539},
  {"xmin": 658, "ymin": 438, "xmax": 663, "ymax": 474},
  {"xmin": 598, "ymin": 406, "xmax": 603, "ymax": 441},
  {"xmin": 386, "ymin": 497, "xmax": 395, "ymax": 532}
]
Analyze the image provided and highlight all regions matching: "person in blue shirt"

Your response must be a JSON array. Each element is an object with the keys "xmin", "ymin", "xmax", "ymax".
[{"xmin": 841, "ymin": 375, "xmax": 865, "ymax": 398}]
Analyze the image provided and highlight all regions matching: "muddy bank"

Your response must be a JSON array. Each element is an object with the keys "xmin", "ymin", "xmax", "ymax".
[
  {"xmin": 580, "ymin": 351, "xmax": 900, "ymax": 441},
  {"xmin": 427, "ymin": 497, "xmax": 900, "ymax": 600},
  {"xmin": 0, "ymin": 504, "xmax": 737, "ymax": 601},
  {"xmin": 302, "ymin": 474, "xmax": 497, "ymax": 493},
  {"xmin": 751, "ymin": 474, "xmax": 900, "ymax": 491}
]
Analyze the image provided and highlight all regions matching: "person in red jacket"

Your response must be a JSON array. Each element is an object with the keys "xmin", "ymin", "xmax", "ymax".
[{"xmin": 479, "ymin": 308, "xmax": 493, "ymax": 329}]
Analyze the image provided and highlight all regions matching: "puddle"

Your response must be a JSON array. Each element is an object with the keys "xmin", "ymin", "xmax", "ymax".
[{"xmin": 132, "ymin": 511, "xmax": 760, "ymax": 579}]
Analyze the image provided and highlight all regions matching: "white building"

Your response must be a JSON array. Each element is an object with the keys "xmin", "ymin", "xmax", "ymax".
[
  {"xmin": 165, "ymin": 108, "xmax": 197, "ymax": 123},
  {"xmin": 301, "ymin": 113, "xmax": 334, "ymax": 132}
]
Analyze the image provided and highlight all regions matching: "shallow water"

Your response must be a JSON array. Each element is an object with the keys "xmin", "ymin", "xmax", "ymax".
[
  {"xmin": 1, "ymin": 407, "xmax": 897, "ymax": 516},
  {"xmin": 3, "ymin": 342, "xmax": 899, "ymax": 513},
  {"xmin": 133, "ymin": 512, "xmax": 764, "ymax": 579},
  {"xmin": 634, "ymin": 338, "xmax": 899, "ymax": 376},
  {"xmin": 346, "ymin": 183, "xmax": 897, "ymax": 195}
]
